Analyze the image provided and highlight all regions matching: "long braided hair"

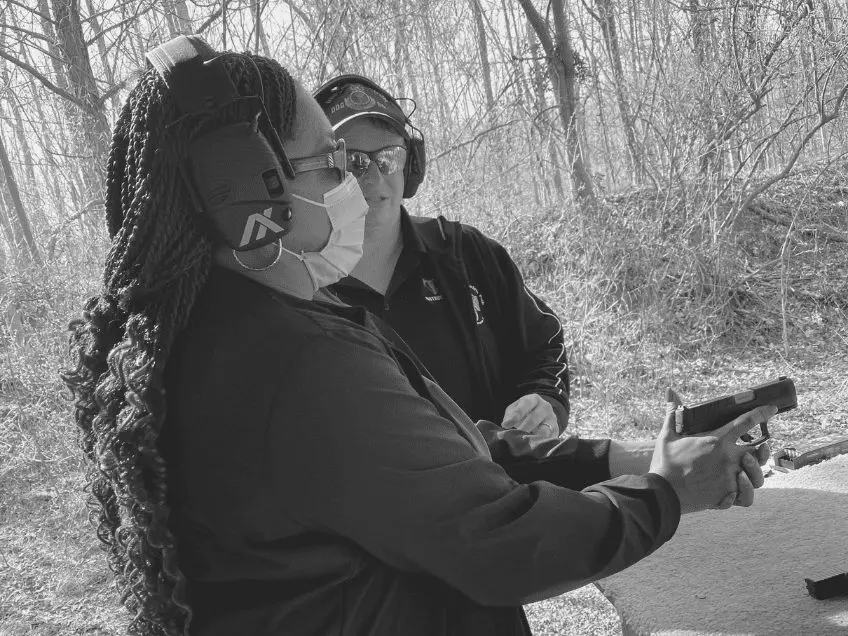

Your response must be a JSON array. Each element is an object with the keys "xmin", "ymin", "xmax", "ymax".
[{"xmin": 61, "ymin": 49, "xmax": 297, "ymax": 635}]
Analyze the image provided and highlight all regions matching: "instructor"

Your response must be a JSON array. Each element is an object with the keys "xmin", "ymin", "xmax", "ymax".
[{"xmin": 316, "ymin": 75, "xmax": 569, "ymax": 439}]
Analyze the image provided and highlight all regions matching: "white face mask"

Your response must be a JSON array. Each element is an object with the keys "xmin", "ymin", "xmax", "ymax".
[{"xmin": 284, "ymin": 173, "xmax": 368, "ymax": 292}]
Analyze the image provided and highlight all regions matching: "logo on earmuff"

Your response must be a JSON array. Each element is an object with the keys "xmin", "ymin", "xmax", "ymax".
[
  {"xmin": 240, "ymin": 207, "xmax": 286, "ymax": 247},
  {"xmin": 345, "ymin": 87, "xmax": 377, "ymax": 111}
]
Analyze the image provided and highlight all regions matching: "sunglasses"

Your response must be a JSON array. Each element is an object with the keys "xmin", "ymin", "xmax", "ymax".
[
  {"xmin": 345, "ymin": 145, "xmax": 407, "ymax": 179},
  {"xmin": 289, "ymin": 139, "xmax": 347, "ymax": 182}
]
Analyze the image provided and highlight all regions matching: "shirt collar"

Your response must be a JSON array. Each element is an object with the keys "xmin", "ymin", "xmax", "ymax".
[
  {"xmin": 331, "ymin": 206, "xmax": 448, "ymax": 294},
  {"xmin": 401, "ymin": 206, "xmax": 452, "ymax": 255},
  {"xmin": 399, "ymin": 206, "xmax": 425, "ymax": 253}
]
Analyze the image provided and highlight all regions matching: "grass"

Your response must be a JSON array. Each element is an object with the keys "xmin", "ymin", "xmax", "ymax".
[{"xmin": 1, "ymin": 166, "xmax": 847, "ymax": 635}]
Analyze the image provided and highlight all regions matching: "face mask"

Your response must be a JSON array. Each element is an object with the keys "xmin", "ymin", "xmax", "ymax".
[{"xmin": 283, "ymin": 173, "xmax": 368, "ymax": 292}]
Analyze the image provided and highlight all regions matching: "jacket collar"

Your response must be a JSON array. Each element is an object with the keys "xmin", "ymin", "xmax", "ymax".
[{"xmin": 401, "ymin": 206, "xmax": 452, "ymax": 255}]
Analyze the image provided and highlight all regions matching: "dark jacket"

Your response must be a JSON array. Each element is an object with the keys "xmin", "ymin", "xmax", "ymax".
[
  {"xmin": 161, "ymin": 268, "xmax": 680, "ymax": 636},
  {"xmin": 331, "ymin": 210, "xmax": 570, "ymax": 432}
]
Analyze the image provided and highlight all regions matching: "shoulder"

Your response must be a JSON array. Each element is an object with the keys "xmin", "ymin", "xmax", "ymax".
[
  {"xmin": 457, "ymin": 221, "xmax": 503, "ymax": 252},
  {"xmin": 408, "ymin": 214, "xmax": 508, "ymax": 259},
  {"xmin": 187, "ymin": 268, "xmax": 389, "ymax": 363}
]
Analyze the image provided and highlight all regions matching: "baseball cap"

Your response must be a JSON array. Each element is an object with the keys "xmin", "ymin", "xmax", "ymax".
[{"xmin": 322, "ymin": 81, "xmax": 409, "ymax": 138}]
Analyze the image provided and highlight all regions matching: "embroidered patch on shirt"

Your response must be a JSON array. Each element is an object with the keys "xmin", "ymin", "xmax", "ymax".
[
  {"xmin": 469, "ymin": 284, "xmax": 485, "ymax": 325},
  {"xmin": 422, "ymin": 277, "xmax": 444, "ymax": 302}
]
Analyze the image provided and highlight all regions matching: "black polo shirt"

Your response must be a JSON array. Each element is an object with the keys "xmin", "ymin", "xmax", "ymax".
[{"xmin": 333, "ymin": 215, "xmax": 479, "ymax": 419}]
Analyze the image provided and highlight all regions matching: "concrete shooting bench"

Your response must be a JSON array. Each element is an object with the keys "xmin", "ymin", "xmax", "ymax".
[{"xmin": 596, "ymin": 453, "xmax": 848, "ymax": 636}]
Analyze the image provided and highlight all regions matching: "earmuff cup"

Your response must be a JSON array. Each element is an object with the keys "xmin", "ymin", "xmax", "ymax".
[
  {"xmin": 403, "ymin": 137, "xmax": 425, "ymax": 198},
  {"xmin": 146, "ymin": 36, "xmax": 295, "ymax": 251},
  {"xmin": 314, "ymin": 74, "xmax": 426, "ymax": 199}
]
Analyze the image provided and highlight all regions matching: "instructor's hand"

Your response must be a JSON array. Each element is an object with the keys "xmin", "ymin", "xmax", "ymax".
[
  {"xmin": 648, "ymin": 388, "xmax": 776, "ymax": 514},
  {"xmin": 501, "ymin": 394, "xmax": 559, "ymax": 440}
]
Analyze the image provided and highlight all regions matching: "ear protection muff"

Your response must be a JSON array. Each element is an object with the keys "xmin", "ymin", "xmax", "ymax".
[
  {"xmin": 145, "ymin": 35, "xmax": 295, "ymax": 251},
  {"xmin": 313, "ymin": 74, "xmax": 426, "ymax": 199}
]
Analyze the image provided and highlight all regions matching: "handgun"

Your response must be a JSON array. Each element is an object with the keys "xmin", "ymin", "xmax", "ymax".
[{"xmin": 674, "ymin": 377, "xmax": 797, "ymax": 445}]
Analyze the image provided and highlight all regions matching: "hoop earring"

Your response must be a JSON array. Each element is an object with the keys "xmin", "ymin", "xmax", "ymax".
[{"xmin": 232, "ymin": 239, "xmax": 283, "ymax": 272}]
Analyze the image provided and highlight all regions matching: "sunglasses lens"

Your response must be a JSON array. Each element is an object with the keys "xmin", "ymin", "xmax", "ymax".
[
  {"xmin": 345, "ymin": 146, "xmax": 407, "ymax": 178},
  {"xmin": 374, "ymin": 147, "xmax": 405, "ymax": 176},
  {"xmin": 346, "ymin": 151, "xmax": 370, "ymax": 178}
]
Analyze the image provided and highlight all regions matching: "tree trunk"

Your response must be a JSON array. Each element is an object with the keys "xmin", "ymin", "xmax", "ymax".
[
  {"xmin": 469, "ymin": 0, "xmax": 495, "ymax": 113},
  {"xmin": 0, "ymin": 188, "xmax": 17, "ymax": 252},
  {"xmin": 174, "ymin": 0, "xmax": 192, "ymax": 32},
  {"xmin": 527, "ymin": 20, "xmax": 564, "ymax": 203},
  {"xmin": 501, "ymin": 0, "xmax": 543, "ymax": 207},
  {"xmin": 85, "ymin": 0, "xmax": 122, "ymax": 113},
  {"xmin": 0, "ymin": 131, "xmax": 41, "ymax": 264},
  {"xmin": 421, "ymin": 4, "xmax": 450, "ymax": 132},
  {"xmin": 820, "ymin": 0, "xmax": 835, "ymax": 39},
  {"xmin": 393, "ymin": 4, "xmax": 408, "ymax": 99},
  {"xmin": 52, "ymin": 0, "xmax": 111, "ymax": 202},
  {"xmin": 593, "ymin": 0, "xmax": 644, "ymax": 184},
  {"xmin": 162, "ymin": 0, "xmax": 194, "ymax": 36},
  {"xmin": 35, "ymin": 0, "xmax": 70, "ymax": 91},
  {"xmin": 688, "ymin": 0, "xmax": 719, "ymax": 174},
  {"xmin": 393, "ymin": 0, "xmax": 421, "ymax": 106},
  {"xmin": 519, "ymin": 0, "xmax": 596, "ymax": 208},
  {"xmin": 0, "ymin": 92, "xmax": 47, "ymax": 230},
  {"xmin": 162, "ymin": 1, "xmax": 180, "ymax": 37},
  {"xmin": 0, "ymin": 42, "xmax": 38, "ymax": 193},
  {"xmin": 255, "ymin": 0, "xmax": 271, "ymax": 56}
]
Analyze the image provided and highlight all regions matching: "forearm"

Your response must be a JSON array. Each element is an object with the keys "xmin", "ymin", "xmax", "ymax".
[
  {"xmin": 608, "ymin": 439, "xmax": 655, "ymax": 478},
  {"xmin": 478, "ymin": 419, "xmax": 612, "ymax": 489}
]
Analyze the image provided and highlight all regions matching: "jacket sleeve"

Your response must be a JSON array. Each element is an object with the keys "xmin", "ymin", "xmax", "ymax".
[
  {"xmin": 271, "ymin": 329, "xmax": 680, "ymax": 607},
  {"xmin": 423, "ymin": 375, "xmax": 611, "ymax": 491},
  {"xmin": 477, "ymin": 420, "xmax": 613, "ymax": 491},
  {"xmin": 463, "ymin": 226, "xmax": 570, "ymax": 432}
]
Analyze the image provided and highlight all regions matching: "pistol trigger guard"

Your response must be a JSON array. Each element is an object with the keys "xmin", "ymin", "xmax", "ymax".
[{"xmin": 739, "ymin": 423, "xmax": 770, "ymax": 447}]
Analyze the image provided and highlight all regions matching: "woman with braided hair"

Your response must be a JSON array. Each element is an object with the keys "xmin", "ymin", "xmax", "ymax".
[
  {"xmin": 63, "ymin": 34, "xmax": 772, "ymax": 636},
  {"xmin": 62, "ymin": 36, "xmax": 368, "ymax": 634}
]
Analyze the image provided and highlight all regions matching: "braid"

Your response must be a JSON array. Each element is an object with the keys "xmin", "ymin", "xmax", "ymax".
[{"xmin": 62, "ymin": 48, "xmax": 298, "ymax": 635}]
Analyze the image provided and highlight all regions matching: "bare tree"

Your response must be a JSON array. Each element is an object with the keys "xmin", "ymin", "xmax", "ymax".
[
  {"xmin": 587, "ymin": 0, "xmax": 645, "ymax": 184},
  {"xmin": 0, "ymin": 129, "xmax": 41, "ymax": 264},
  {"xmin": 162, "ymin": 0, "xmax": 193, "ymax": 36},
  {"xmin": 518, "ymin": 0, "xmax": 596, "ymax": 209},
  {"xmin": 527, "ymin": 19, "xmax": 565, "ymax": 203},
  {"xmin": 469, "ymin": 0, "xmax": 495, "ymax": 113}
]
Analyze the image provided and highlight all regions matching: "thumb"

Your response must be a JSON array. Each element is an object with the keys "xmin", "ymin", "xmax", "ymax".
[
  {"xmin": 501, "ymin": 396, "xmax": 531, "ymax": 428},
  {"xmin": 665, "ymin": 387, "xmax": 682, "ymax": 411},
  {"xmin": 661, "ymin": 387, "xmax": 682, "ymax": 438}
]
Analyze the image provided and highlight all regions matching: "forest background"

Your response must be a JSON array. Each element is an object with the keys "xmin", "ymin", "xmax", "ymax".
[{"xmin": 0, "ymin": 1, "xmax": 846, "ymax": 634}]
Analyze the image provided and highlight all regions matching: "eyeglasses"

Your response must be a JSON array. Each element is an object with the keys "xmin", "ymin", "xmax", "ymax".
[
  {"xmin": 289, "ymin": 139, "xmax": 347, "ymax": 182},
  {"xmin": 345, "ymin": 145, "xmax": 407, "ymax": 179}
]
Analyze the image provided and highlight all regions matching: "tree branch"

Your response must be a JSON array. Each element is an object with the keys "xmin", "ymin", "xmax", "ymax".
[
  {"xmin": 5, "ymin": 0, "xmax": 53, "ymax": 25},
  {"xmin": 516, "ymin": 0, "xmax": 554, "ymax": 56},
  {"xmin": 724, "ymin": 78, "xmax": 848, "ymax": 232},
  {"xmin": 0, "ymin": 22, "xmax": 51, "ymax": 44},
  {"xmin": 279, "ymin": 0, "xmax": 316, "ymax": 33},
  {"xmin": 96, "ymin": 80, "xmax": 126, "ymax": 107},
  {"xmin": 85, "ymin": 4, "xmax": 155, "ymax": 47},
  {"xmin": 430, "ymin": 119, "xmax": 520, "ymax": 163},
  {"xmin": 196, "ymin": 9, "xmax": 223, "ymax": 35},
  {"xmin": 0, "ymin": 49, "xmax": 94, "ymax": 114},
  {"xmin": 748, "ymin": 202, "xmax": 848, "ymax": 243}
]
